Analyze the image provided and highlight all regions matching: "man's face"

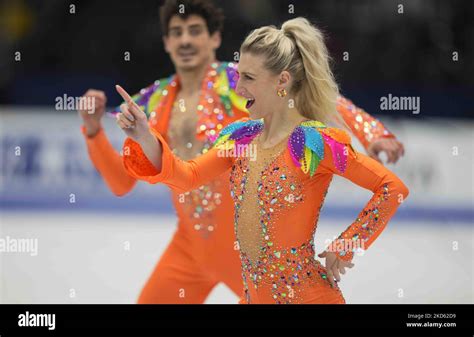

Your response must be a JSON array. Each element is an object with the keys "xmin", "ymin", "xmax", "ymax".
[{"xmin": 163, "ymin": 14, "xmax": 221, "ymax": 71}]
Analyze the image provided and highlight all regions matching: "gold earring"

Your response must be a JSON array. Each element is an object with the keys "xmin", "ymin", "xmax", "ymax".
[{"xmin": 277, "ymin": 88, "xmax": 287, "ymax": 97}]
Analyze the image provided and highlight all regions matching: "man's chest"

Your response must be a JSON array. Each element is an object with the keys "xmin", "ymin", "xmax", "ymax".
[{"xmin": 166, "ymin": 96, "xmax": 205, "ymax": 160}]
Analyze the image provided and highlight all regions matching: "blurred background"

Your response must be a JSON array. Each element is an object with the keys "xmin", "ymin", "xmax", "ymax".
[{"xmin": 0, "ymin": 0, "xmax": 472, "ymax": 304}]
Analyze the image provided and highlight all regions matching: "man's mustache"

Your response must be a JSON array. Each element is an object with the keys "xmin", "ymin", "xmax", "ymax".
[{"xmin": 177, "ymin": 45, "xmax": 197, "ymax": 53}]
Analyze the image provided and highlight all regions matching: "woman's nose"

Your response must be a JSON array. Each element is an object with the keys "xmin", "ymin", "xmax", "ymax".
[{"xmin": 235, "ymin": 79, "xmax": 244, "ymax": 96}]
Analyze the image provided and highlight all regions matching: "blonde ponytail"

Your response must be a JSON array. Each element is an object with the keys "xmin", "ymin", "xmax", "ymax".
[{"xmin": 241, "ymin": 17, "xmax": 346, "ymax": 128}]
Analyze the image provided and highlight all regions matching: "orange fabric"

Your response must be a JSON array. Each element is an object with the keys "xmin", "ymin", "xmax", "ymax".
[
  {"xmin": 81, "ymin": 62, "xmax": 400, "ymax": 304},
  {"xmin": 337, "ymin": 95, "xmax": 395, "ymax": 150},
  {"xmin": 123, "ymin": 129, "xmax": 232, "ymax": 190},
  {"xmin": 123, "ymin": 120, "xmax": 409, "ymax": 304},
  {"xmin": 137, "ymin": 226, "xmax": 242, "ymax": 303},
  {"xmin": 81, "ymin": 126, "xmax": 137, "ymax": 196}
]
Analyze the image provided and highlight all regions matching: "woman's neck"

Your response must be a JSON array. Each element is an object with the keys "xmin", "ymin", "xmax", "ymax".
[{"xmin": 260, "ymin": 107, "xmax": 307, "ymax": 148}]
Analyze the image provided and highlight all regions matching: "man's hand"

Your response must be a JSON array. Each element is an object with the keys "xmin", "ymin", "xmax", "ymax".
[
  {"xmin": 318, "ymin": 251, "xmax": 354, "ymax": 287},
  {"xmin": 78, "ymin": 89, "xmax": 107, "ymax": 137},
  {"xmin": 367, "ymin": 137, "xmax": 405, "ymax": 164},
  {"xmin": 115, "ymin": 85, "xmax": 151, "ymax": 143}
]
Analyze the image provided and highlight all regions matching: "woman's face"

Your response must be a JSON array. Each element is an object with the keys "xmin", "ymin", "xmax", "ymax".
[{"xmin": 236, "ymin": 53, "xmax": 284, "ymax": 119}]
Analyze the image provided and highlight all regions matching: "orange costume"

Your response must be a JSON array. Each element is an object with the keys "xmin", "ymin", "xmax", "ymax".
[
  {"xmin": 122, "ymin": 117, "xmax": 409, "ymax": 304},
  {"xmin": 82, "ymin": 61, "xmax": 401, "ymax": 303}
]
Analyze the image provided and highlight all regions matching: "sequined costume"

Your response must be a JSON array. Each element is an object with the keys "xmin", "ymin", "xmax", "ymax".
[
  {"xmin": 122, "ymin": 117, "xmax": 409, "ymax": 304},
  {"xmin": 82, "ymin": 61, "xmax": 401, "ymax": 303},
  {"xmin": 336, "ymin": 96, "xmax": 395, "ymax": 148}
]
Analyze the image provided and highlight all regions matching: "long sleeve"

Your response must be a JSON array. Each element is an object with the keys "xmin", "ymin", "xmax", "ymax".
[
  {"xmin": 319, "ymin": 141, "xmax": 409, "ymax": 261},
  {"xmin": 81, "ymin": 126, "xmax": 137, "ymax": 196},
  {"xmin": 122, "ymin": 128, "xmax": 233, "ymax": 193},
  {"xmin": 336, "ymin": 95, "xmax": 396, "ymax": 151}
]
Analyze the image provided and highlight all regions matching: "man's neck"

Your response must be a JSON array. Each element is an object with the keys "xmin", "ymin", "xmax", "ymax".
[{"xmin": 176, "ymin": 58, "xmax": 216, "ymax": 96}]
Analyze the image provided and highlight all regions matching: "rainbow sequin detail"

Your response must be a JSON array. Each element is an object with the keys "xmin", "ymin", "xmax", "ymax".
[
  {"xmin": 108, "ymin": 62, "xmax": 247, "ymax": 120},
  {"xmin": 107, "ymin": 77, "xmax": 173, "ymax": 118},
  {"xmin": 215, "ymin": 119, "xmax": 353, "ymax": 176}
]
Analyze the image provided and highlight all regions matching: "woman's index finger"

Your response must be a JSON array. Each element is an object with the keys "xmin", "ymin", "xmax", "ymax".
[
  {"xmin": 116, "ymin": 84, "xmax": 145, "ymax": 118},
  {"xmin": 115, "ymin": 85, "xmax": 134, "ymax": 103}
]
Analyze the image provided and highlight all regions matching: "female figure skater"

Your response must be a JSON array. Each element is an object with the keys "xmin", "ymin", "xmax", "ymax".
[{"xmin": 115, "ymin": 17, "xmax": 409, "ymax": 304}]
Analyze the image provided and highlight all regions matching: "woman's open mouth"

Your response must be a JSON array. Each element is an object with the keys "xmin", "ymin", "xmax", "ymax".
[{"xmin": 246, "ymin": 98, "xmax": 255, "ymax": 109}]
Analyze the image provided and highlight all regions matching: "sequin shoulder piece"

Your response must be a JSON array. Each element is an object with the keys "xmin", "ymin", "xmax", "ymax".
[
  {"xmin": 289, "ymin": 121, "xmax": 353, "ymax": 177},
  {"xmin": 107, "ymin": 76, "xmax": 173, "ymax": 117},
  {"xmin": 213, "ymin": 119, "xmax": 354, "ymax": 176},
  {"xmin": 213, "ymin": 118, "xmax": 263, "ymax": 149}
]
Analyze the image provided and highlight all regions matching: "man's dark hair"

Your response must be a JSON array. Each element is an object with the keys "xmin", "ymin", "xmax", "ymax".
[{"xmin": 159, "ymin": 0, "xmax": 225, "ymax": 36}]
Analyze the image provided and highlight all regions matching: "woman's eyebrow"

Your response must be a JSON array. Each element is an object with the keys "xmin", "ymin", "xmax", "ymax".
[{"xmin": 238, "ymin": 70, "xmax": 256, "ymax": 77}]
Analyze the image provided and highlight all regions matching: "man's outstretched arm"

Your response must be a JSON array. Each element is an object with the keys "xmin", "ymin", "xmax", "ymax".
[
  {"xmin": 336, "ymin": 95, "xmax": 405, "ymax": 164},
  {"xmin": 79, "ymin": 89, "xmax": 137, "ymax": 196}
]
